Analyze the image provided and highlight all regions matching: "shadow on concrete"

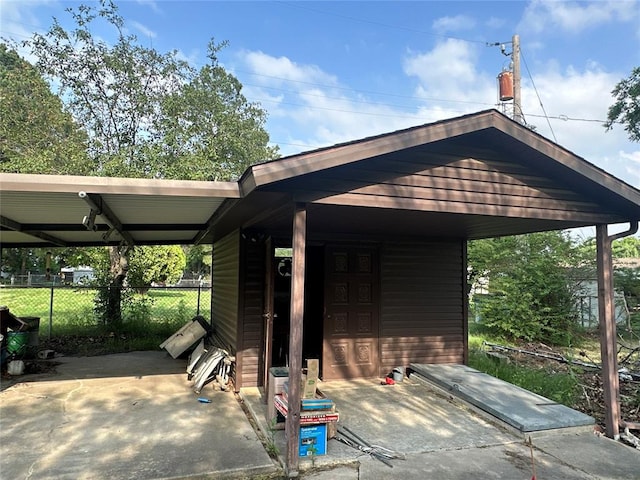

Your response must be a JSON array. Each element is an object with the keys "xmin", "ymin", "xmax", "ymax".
[{"xmin": 0, "ymin": 351, "xmax": 278, "ymax": 480}]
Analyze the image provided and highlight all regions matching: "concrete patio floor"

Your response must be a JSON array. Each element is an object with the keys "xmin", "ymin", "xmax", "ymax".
[
  {"xmin": 0, "ymin": 351, "xmax": 277, "ymax": 480},
  {"xmin": 2, "ymin": 352, "xmax": 638, "ymax": 480},
  {"xmin": 241, "ymin": 374, "xmax": 640, "ymax": 479}
]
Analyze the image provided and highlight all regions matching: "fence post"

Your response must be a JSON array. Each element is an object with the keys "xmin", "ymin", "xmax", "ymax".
[
  {"xmin": 197, "ymin": 283, "xmax": 201, "ymax": 316},
  {"xmin": 49, "ymin": 286, "xmax": 54, "ymax": 338}
]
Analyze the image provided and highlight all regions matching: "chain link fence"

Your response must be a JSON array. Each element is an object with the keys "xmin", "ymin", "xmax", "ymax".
[{"xmin": 0, "ymin": 285, "xmax": 212, "ymax": 337}]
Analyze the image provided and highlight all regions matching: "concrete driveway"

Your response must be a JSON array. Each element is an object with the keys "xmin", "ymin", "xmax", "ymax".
[
  {"xmin": 0, "ymin": 351, "xmax": 277, "ymax": 480},
  {"xmin": 241, "ymin": 377, "xmax": 640, "ymax": 479}
]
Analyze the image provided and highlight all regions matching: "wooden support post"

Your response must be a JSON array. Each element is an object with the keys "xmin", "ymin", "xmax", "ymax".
[
  {"xmin": 596, "ymin": 224, "xmax": 620, "ymax": 439},
  {"xmin": 263, "ymin": 237, "xmax": 274, "ymax": 394},
  {"xmin": 285, "ymin": 203, "xmax": 307, "ymax": 477}
]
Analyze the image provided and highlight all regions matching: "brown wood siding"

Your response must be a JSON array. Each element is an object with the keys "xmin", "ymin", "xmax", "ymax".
[
  {"xmin": 286, "ymin": 155, "xmax": 618, "ymax": 223},
  {"xmin": 380, "ymin": 241, "xmax": 465, "ymax": 374},
  {"xmin": 212, "ymin": 230, "xmax": 240, "ymax": 359},
  {"xmin": 239, "ymin": 237, "xmax": 266, "ymax": 388}
]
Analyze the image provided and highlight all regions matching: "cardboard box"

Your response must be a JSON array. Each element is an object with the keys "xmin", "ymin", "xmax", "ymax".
[
  {"xmin": 303, "ymin": 360, "xmax": 319, "ymax": 398},
  {"xmin": 302, "ymin": 376, "xmax": 317, "ymax": 399},
  {"xmin": 299, "ymin": 424, "xmax": 327, "ymax": 456},
  {"xmin": 307, "ymin": 359, "xmax": 319, "ymax": 378}
]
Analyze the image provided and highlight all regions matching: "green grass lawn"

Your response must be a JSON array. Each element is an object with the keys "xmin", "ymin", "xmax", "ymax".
[
  {"xmin": 468, "ymin": 326, "xmax": 581, "ymax": 408},
  {"xmin": 0, "ymin": 286, "xmax": 211, "ymax": 338}
]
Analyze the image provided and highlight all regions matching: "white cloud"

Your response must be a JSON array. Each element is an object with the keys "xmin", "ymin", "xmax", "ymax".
[
  {"xmin": 432, "ymin": 15, "xmax": 476, "ymax": 33},
  {"xmin": 403, "ymin": 39, "xmax": 495, "ymax": 106},
  {"xmin": 485, "ymin": 16, "xmax": 507, "ymax": 29},
  {"xmin": 620, "ymin": 150, "xmax": 640, "ymax": 184},
  {"xmin": 175, "ymin": 48, "xmax": 201, "ymax": 66},
  {"xmin": 0, "ymin": 0, "xmax": 55, "ymax": 61},
  {"xmin": 135, "ymin": 0, "xmax": 162, "ymax": 15},
  {"xmin": 240, "ymin": 50, "xmax": 339, "ymax": 87},
  {"xmin": 235, "ymin": 50, "xmax": 428, "ymax": 154},
  {"xmin": 130, "ymin": 20, "xmax": 156, "ymax": 40},
  {"xmin": 519, "ymin": 0, "xmax": 639, "ymax": 34},
  {"xmin": 516, "ymin": 62, "xmax": 640, "ymax": 188},
  {"xmin": 243, "ymin": 40, "xmax": 640, "ymax": 188}
]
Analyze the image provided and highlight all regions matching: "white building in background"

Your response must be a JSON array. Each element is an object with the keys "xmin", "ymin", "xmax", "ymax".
[
  {"xmin": 576, "ymin": 280, "xmax": 630, "ymax": 329},
  {"xmin": 60, "ymin": 266, "xmax": 94, "ymax": 284}
]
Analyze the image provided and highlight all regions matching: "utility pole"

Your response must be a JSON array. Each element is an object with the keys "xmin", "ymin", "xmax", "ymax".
[{"xmin": 512, "ymin": 34, "xmax": 522, "ymax": 124}]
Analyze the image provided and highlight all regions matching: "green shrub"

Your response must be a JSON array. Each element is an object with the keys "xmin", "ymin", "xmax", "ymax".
[{"xmin": 468, "ymin": 232, "xmax": 583, "ymax": 346}]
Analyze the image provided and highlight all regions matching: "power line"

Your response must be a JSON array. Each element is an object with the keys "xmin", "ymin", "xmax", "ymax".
[
  {"xmin": 528, "ymin": 113, "xmax": 608, "ymax": 124},
  {"xmin": 277, "ymin": 1, "xmax": 488, "ymax": 45},
  {"xmin": 3, "ymin": 12, "xmax": 616, "ymax": 132},
  {"xmin": 521, "ymin": 50, "xmax": 556, "ymax": 141},
  {"xmin": 250, "ymin": 95, "xmax": 471, "ymax": 121},
  {"xmin": 241, "ymin": 78, "xmax": 495, "ymax": 110}
]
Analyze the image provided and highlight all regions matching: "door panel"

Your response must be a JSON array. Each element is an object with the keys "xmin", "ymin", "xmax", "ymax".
[{"xmin": 323, "ymin": 246, "xmax": 379, "ymax": 380}]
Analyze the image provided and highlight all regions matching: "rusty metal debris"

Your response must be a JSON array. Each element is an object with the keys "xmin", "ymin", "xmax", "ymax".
[
  {"xmin": 161, "ymin": 316, "xmax": 235, "ymax": 394},
  {"xmin": 334, "ymin": 425, "xmax": 405, "ymax": 467},
  {"xmin": 483, "ymin": 342, "xmax": 600, "ymax": 369}
]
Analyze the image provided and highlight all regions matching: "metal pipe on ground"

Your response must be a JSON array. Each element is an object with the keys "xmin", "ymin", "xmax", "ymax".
[{"xmin": 620, "ymin": 420, "xmax": 640, "ymax": 430}]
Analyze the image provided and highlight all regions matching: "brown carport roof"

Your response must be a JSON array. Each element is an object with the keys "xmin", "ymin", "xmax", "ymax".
[{"xmin": 2, "ymin": 109, "xmax": 640, "ymax": 247}]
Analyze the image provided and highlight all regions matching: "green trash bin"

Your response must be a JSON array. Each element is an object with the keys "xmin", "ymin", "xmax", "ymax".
[{"xmin": 6, "ymin": 331, "xmax": 29, "ymax": 356}]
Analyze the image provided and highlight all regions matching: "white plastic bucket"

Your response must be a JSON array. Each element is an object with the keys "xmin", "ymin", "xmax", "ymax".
[{"xmin": 8, "ymin": 360, "xmax": 25, "ymax": 375}]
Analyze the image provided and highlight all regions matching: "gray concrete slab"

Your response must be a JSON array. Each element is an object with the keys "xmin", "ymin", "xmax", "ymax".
[
  {"xmin": 411, "ymin": 363, "xmax": 595, "ymax": 432},
  {"xmin": 317, "ymin": 378, "xmax": 517, "ymax": 453},
  {"xmin": 240, "ymin": 376, "xmax": 520, "ymax": 475},
  {"xmin": 0, "ymin": 351, "xmax": 277, "ymax": 480},
  {"xmin": 533, "ymin": 431, "xmax": 640, "ymax": 480},
  {"xmin": 242, "ymin": 376, "xmax": 639, "ymax": 480},
  {"xmin": 304, "ymin": 439, "xmax": 631, "ymax": 480},
  {"xmin": 4, "ymin": 354, "xmax": 637, "ymax": 480}
]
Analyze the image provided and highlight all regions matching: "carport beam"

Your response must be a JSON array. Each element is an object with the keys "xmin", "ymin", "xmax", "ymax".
[{"xmin": 78, "ymin": 191, "xmax": 134, "ymax": 246}]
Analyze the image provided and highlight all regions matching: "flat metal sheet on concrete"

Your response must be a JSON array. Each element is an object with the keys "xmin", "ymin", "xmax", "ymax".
[{"xmin": 410, "ymin": 363, "xmax": 594, "ymax": 433}]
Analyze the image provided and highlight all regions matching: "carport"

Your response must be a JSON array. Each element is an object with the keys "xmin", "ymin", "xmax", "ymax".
[{"xmin": 2, "ymin": 109, "xmax": 640, "ymax": 475}]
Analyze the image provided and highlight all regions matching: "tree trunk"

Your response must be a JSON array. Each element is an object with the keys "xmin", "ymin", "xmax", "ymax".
[{"xmin": 106, "ymin": 246, "xmax": 129, "ymax": 326}]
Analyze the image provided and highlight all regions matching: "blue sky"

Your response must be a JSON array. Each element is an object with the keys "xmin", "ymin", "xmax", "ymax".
[{"xmin": 2, "ymin": 0, "xmax": 640, "ymax": 202}]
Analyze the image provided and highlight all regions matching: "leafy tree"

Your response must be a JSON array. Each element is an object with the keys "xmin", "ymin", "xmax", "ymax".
[
  {"xmin": 605, "ymin": 66, "xmax": 640, "ymax": 142},
  {"xmin": 21, "ymin": 0, "xmax": 277, "ymax": 324},
  {"xmin": 157, "ymin": 41, "xmax": 278, "ymax": 181},
  {"xmin": 0, "ymin": 44, "xmax": 89, "ymax": 174},
  {"xmin": 26, "ymin": 1, "xmax": 277, "ymax": 179},
  {"xmin": 468, "ymin": 231, "xmax": 584, "ymax": 345},
  {"xmin": 184, "ymin": 245, "xmax": 211, "ymax": 278},
  {"xmin": 0, "ymin": 248, "xmax": 41, "ymax": 279},
  {"xmin": 127, "ymin": 245, "xmax": 186, "ymax": 290},
  {"xmin": 28, "ymin": 1, "xmax": 188, "ymax": 176},
  {"xmin": 615, "ymin": 268, "xmax": 640, "ymax": 307},
  {"xmin": 612, "ymin": 236, "xmax": 640, "ymax": 258},
  {"xmin": 576, "ymin": 235, "xmax": 640, "ymax": 259}
]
